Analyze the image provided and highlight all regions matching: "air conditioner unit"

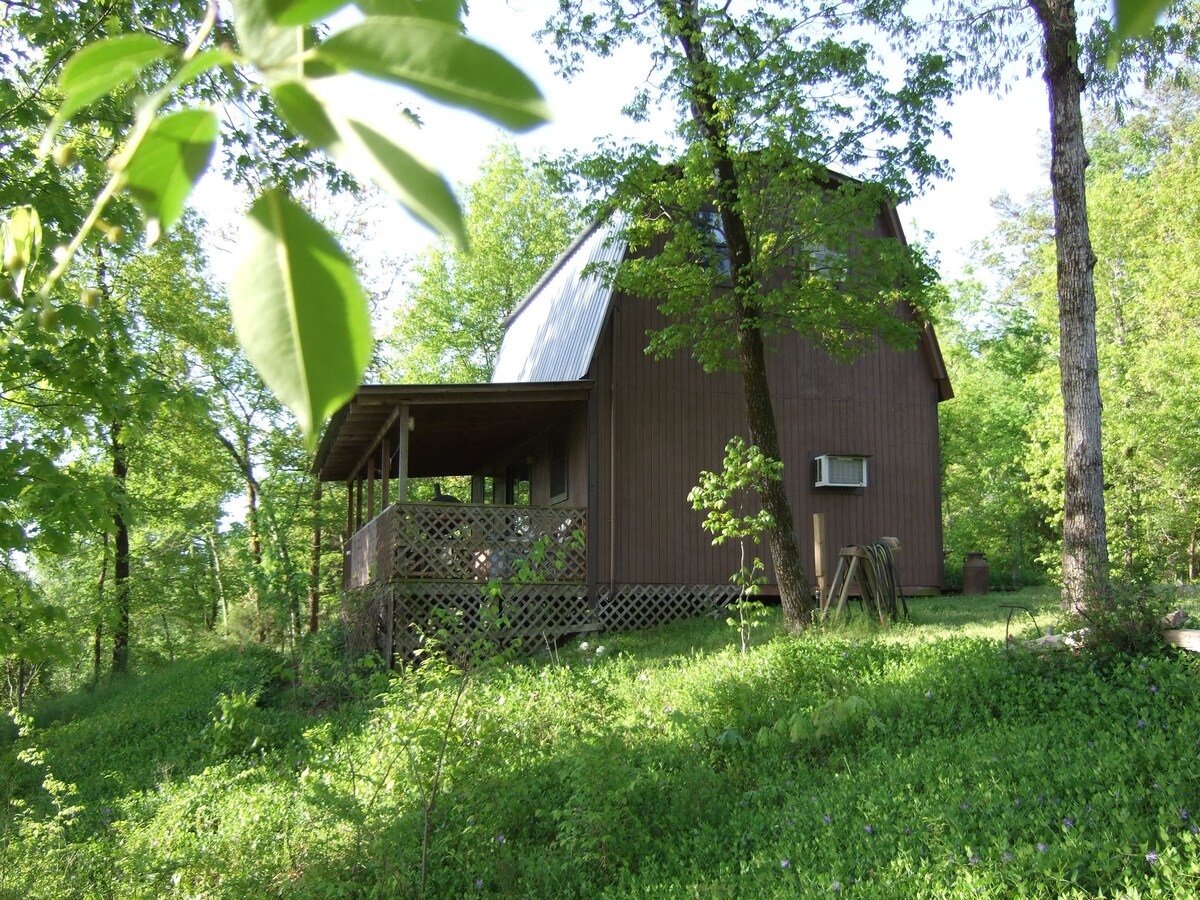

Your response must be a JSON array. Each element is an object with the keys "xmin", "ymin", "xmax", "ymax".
[{"xmin": 815, "ymin": 454, "xmax": 867, "ymax": 488}]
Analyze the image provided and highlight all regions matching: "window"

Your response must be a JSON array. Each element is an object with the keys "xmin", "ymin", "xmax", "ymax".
[
  {"xmin": 697, "ymin": 207, "xmax": 732, "ymax": 278},
  {"xmin": 505, "ymin": 461, "xmax": 531, "ymax": 506},
  {"xmin": 549, "ymin": 427, "xmax": 568, "ymax": 504}
]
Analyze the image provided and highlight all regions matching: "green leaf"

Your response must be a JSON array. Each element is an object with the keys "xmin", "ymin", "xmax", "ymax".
[
  {"xmin": 271, "ymin": 79, "xmax": 466, "ymax": 245},
  {"xmin": 122, "ymin": 109, "xmax": 219, "ymax": 244},
  {"xmin": 1114, "ymin": 0, "xmax": 1170, "ymax": 40},
  {"xmin": 354, "ymin": 0, "xmax": 464, "ymax": 23},
  {"xmin": 317, "ymin": 17, "xmax": 551, "ymax": 131},
  {"xmin": 2, "ymin": 206, "xmax": 42, "ymax": 297},
  {"xmin": 166, "ymin": 47, "xmax": 234, "ymax": 93},
  {"xmin": 266, "ymin": 0, "xmax": 351, "ymax": 26},
  {"xmin": 233, "ymin": 0, "xmax": 305, "ymax": 70},
  {"xmin": 270, "ymin": 79, "xmax": 339, "ymax": 146},
  {"xmin": 229, "ymin": 190, "xmax": 372, "ymax": 446},
  {"xmin": 41, "ymin": 34, "xmax": 174, "ymax": 153}
]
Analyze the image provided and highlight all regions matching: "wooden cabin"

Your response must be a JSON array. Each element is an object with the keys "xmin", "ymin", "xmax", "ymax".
[{"xmin": 316, "ymin": 205, "xmax": 952, "ymax": 656}]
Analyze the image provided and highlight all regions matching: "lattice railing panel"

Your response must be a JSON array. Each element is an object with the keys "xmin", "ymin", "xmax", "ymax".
[
  {"xmin": 344, "ymin": 579, "xmax": 742, "ymax": 665},
  {"xmin": 597, "ymin": 584, "xmax": 739, "ymax": 633},
  {"xmin": 346, "ymin": 502, "xmax": 586, "ymax": 588},
  {"xmin": 345, "ymin": 581, "xmax": 595, "ymax": 662}
]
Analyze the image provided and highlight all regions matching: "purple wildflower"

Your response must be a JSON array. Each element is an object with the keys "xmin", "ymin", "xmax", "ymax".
[
  {"xmin": 823, "ymin": 814, "xmax": 832, "ymax": 825},
  {"xmin": 1037, "ymin": 843, "xmax": 1048, "ymax": 853},
  {"xmin": 476, "ymin": 879, "xmax": 484, "ymax": 889},
  {"xmin": 864, "ymin": 824, "xmax": 873, "ymax": 834},
  {"xmin": 781, "ymin": 859, "xmax": 791, "ymax": 869},
  {"xmin": 1181, "ymin": 809, "xmax": 1190, "ymax": 822},
  {"xmin": 1002, "ymin": 851, "xmax": 1013, "ymax": 863},
  {"xmin": 925, "ymin": 690, "xmax": 933, "ymax": 699},
  {"xmin": 1063, "ymin": 818, "xmax": 1074, "ymax": 829},
  {"xmin": 1137, "ymin": 719, "xmax": 1146, "ymax": 729},
  {"xmin": 969, "ymin": 854, "xmax": 981, "ymax": 866},
  {"xmin": 832, "ymin": 882, "xmax": 842, "ymax": 893},
  {"xmin": 495, "ymin": 834, "xmax": 506, "ymax": 844},
  {"xmin": 1151, "ymin": 685, "xmax": 1159, "ymax": 694},
  {"xmin": 1146, "ymin": 850, "xmax": 1159, "ymax": 865}
]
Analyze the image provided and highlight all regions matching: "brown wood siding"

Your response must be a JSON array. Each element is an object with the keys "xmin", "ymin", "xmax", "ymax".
[
  {"xmin": 476, "ymin": 401, "xmax": 590, "ymax": 509},
  {"xmin": 591, "ymin": 290, "xmax": 944, "ymax": 593}
]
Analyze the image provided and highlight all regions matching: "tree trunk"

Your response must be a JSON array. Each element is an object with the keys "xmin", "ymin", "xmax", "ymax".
[
  {"xmin": 246, "ymin": 467, "xmax": 266, "ymax": 642},
  {"xmin": 205, "ymin": 530, "xmax": 228, "ymax": 636},
  {"xmin": 668, "ymin": 0, "xmax": 811, "ymax": 631},
  {"xmin": 1031, "ymin": 0, "xmax": 1109, "ymax": 612},
  {"xmin": 309, "ymin": 478, "xmax": 322, "ymax": 634},
  {"xmin": 94, "ymin": 531, "xmax": 108, "ymax": 683},
  {"xmin": 111, "ymin": 420, "xmax": 131, "ymax": 673},
  {"xmin": 1189, "ymin": 521, "xmax": 1196, "ymax": 582}
]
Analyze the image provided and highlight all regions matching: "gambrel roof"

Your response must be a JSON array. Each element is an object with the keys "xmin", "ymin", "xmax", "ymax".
[
  {"xmin": 493, "ymin": 208, "xmax": 952, "ymax": 402},
  {"xmin": 491, "ymin": 216, "xmax": 626, "ymax": 383}
]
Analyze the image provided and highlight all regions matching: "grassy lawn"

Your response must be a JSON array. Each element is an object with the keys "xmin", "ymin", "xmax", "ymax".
[{"xmin": 3, "ymin": 590, "xmax": 1199, "ymax": 898}]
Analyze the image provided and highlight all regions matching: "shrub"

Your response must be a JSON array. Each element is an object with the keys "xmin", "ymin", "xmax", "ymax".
[{"xmin": 1069, "ymin": 580, "xmax": 1175, "ymax": 663}]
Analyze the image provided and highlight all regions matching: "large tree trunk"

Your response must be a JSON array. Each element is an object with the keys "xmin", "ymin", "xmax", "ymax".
[
  {"xmin": 669, "ymin": 0, "xmax": 811, "ymax": 631},
  {"xmin": 1031, "ymin": 0, "xmax": 1109, "ymax": 612},
  {"xmin": 111, "ymin": 420, "xmax": 131, "ymax": 673}
]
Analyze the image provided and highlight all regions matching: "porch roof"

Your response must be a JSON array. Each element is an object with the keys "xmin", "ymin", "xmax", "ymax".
[{"xmin": 315, "ymin": 381, "xmax": 592, "ymax": 482}]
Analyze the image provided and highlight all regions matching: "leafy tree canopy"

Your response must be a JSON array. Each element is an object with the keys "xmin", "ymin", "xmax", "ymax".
[{"xmin": 384, "ymin": 142, "xmax": 582, "ymax": 384}]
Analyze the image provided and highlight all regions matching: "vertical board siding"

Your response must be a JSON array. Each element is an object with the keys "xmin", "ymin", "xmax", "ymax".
[{"xmin": 603, "ymin": 288, "xmax": 945, "ymax": 592}]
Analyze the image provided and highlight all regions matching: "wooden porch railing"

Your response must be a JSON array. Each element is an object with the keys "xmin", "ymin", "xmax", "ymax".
[{"xmin": 346, "ymin": 502, "xmax": 587, "ymax": 589}]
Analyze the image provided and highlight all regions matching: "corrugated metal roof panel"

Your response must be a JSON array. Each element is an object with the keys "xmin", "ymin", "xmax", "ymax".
[{"xmin": 491, "ymin": 217, "xmax": 626, "ymax": 383}]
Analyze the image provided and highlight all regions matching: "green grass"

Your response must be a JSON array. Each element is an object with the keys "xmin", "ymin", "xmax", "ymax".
[{"xmin": 3, "ymin": 590, "xmax": 1199, "ymax": 898}]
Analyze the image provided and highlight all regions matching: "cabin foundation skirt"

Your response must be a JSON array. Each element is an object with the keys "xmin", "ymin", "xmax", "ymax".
[
  {"xmin": 343, "ymin": 580, "xmax": 742, "ymax": 663},
  {"xmin": 597, "ymin": 583, "xmax": 741, "ymax": 632}
]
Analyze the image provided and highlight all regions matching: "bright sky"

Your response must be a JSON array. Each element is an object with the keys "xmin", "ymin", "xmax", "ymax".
[
  {"xmin": 429, "ymin": 2, "xmax": 1051, "ymax": 282},
  {"xmin": 202, "ymin": 1, "xmax": 1053, "ymax": 290}
]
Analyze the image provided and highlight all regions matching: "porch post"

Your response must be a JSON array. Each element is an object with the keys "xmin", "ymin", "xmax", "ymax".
[
  {"xmin": 344, "ymin": 477, "xmax": 353, "ymax": 588},
  {"xmin": 396, "ymin": 404, "xmax": 410, "ymax": 504},
  {"xmin": 355, "ymin": 476, "xmax": 363, "ymax": 531},
  {"xmin": 367, "ymin": 461, "xmax": 376, "ymax": 521},
  {"xmin": 587, "ymin": 389, "xmax": 599, "ymax": 614},
  {"xmin": 381, "ymin": 435, "xmax": 391, "ymax": 509}
]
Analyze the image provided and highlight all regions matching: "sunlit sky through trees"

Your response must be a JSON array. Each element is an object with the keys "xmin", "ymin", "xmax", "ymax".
[{"xmin": 197, "ymin": 1, "xmax": 1049, "ymax": 295}]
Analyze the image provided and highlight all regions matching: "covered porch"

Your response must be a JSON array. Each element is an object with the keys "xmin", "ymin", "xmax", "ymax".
[{"xmin": 315, "ymin": 382, "xmax": 595, "ymax": 656}]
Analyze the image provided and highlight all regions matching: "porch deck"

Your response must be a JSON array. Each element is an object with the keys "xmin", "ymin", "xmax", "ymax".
[{"xmin": 343, "ymin": 501, "xmax": 593, "ymax": 659}]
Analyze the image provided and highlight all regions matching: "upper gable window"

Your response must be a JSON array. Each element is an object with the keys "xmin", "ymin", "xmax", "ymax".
[{"xmin": 696, "ymin": 207, "xmax": 732, "ymax": 278}]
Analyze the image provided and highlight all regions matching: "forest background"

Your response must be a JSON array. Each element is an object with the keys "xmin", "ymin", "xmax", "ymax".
[{"xmin": 1, "ymin": 0, "xmax": 1198, "ymax": 701}]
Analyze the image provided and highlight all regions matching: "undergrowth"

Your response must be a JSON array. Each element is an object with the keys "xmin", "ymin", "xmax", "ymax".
[{"xmin": 2, "ymin": 590, "xmax": 1198, "ymax": 898}]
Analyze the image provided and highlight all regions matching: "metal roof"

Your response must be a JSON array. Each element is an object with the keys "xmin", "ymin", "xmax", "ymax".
[{"xmin": 491, "ymin": 216, "xmax": 626, "ymax": 383}]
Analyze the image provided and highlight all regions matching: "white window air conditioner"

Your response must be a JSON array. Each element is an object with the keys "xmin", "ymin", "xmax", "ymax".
[{"xmin": 814, "ymin": 454, "xmax": 868, "ymax": 488}]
